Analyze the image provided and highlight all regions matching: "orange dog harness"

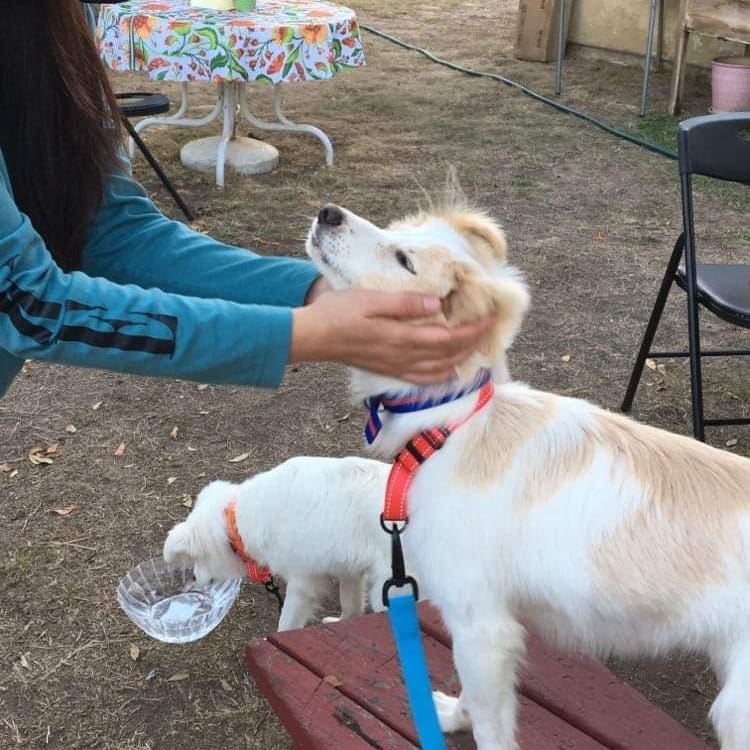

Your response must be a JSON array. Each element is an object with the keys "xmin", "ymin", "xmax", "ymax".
[{"xmin": 383, "ymin": 377, "xmax": 495, "ymax": 523}]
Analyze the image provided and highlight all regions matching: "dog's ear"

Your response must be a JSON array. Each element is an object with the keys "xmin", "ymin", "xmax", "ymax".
[
  {"xmin": 442, "ymin": 261, "xmax": 530, "ymax": 378},
  {"xmin": 446, "ymin": 211, "xmax": 508, "ymax": 264},
  {"xmin": 163, "ymin": 521, "xmax": 198, "ymax": 565}
]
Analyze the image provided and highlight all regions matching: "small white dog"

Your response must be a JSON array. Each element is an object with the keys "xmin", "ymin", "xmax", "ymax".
[
  {"xmin": 306, "ymin": 196, "xmax": 750, "ymax": 750},
  {"xmin": 163, "ymin": 456, "xmax": 392, "ymax": 632}
]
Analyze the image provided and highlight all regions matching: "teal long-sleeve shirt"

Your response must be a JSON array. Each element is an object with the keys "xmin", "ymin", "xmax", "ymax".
[{"xmin": 0, "ymin": 146, "xmax": 320, "ymax": 398}]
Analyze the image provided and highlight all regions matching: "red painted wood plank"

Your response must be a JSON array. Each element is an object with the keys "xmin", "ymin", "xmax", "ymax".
[
  {"xmin": 418, "ymin": 604, "xmax": 711, "ymax": 750},
  {"xmin": 246, "ymin": 638, "xmax": 418, "ymax": 750},
  {"xmin": 269, "ymin": 612, "xmax": 611, "ymax": 750}
]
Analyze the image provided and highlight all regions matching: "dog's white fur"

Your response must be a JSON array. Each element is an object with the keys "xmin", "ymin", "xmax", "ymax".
[
  {"xmin": 306, "ymin": 196, "xmax": 750, "ymax": 750},
  {"xmin": 163, "ymin": 456, "xmax": 391, "ymax": 632}
]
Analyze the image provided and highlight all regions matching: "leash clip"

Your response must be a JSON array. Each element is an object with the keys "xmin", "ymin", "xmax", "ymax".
[{"xmin": 380, "ymin": 514, "xmax": 419, "ymax": 607}]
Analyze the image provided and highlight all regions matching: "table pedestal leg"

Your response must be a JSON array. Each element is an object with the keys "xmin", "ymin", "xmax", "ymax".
[
  {"xmin": 240, "ymin": 84, "xmax": 334, "ymax": 167},
  {"xmin": 180, "ymin": 82, "xmax": 279, "ymax": 188}
]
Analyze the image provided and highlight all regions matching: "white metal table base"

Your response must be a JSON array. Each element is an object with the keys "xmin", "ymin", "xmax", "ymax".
[
  {"xmin": 239, "ymin": 84, "xmax": 334, "ymax": 168},
  {"xmin": 129, "ymin": 81, "xmax": 334, "ymax": 188}
]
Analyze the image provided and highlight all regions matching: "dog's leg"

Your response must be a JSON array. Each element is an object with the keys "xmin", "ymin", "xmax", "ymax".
[
  {"xmin": 277, "ymin": 577, "xmax": 325, "ymax": 631},
  {"xmin": 709, "ymin": 638, "xmax": 750, "ymax": 750},
  {"xmin": 439, "ymin": 613, "xmax": 526, "ymax": 750},
  {"xmin": 433, "ymin": 690, "xmax": 472, "ymax": 733},
  {"xmin": 341, "ymin": 575, "xmax": 365, "ymax": 618},
  {"xmin": 323, "ymin": 575, "xmax": 365, "ymax": 624}
]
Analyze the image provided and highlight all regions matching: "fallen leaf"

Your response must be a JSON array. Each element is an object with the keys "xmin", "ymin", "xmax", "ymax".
[
  {"xmin": 323, "ymin": 675, "xmax": 343, "ymax": 687},
  {"xmin": 167, "ymin": 477, "xmax": 177, "ymax": 485},
  {"xmin": 592, "ymin": 232, "xmax": 604, "ymax": 242},
  {"xmin": 181, "ymin": 495, "xmax": 193, "ymax": 508},
  {"xmin": 0, "ymin": 463, "xmax": 12, "ymax": 473},
  {"xmin": 45, "ymin": 443, "xmax": 59, "ymax": 455},
  {"xmin": 65, "ymin": 424, "xmax": 77, "ymax": 434},
  {"xmin": 144, "ymin": 668, "xmax": 158, "ymax": 681},
  {"xmin": 197, "ymin": 384, "xmax": 208, "ymax": 391},
  {"xmin": 129, "ymin": 644, "xmax": 140, "ymax": 661},
  {"xmin": 166, "ymin": 672, "xmax": 189, "ymax": 682},
  {"xmin": 187, "ymin": 446, "xmax": 197, "ymax": 452},
  {"xmin": 28, "ymin": 447, "xmax": 54, "ymax": 465},
  {"xmin": 335, "ymin": 413, "xmax": 351, "ymax": 423},
  {"xmin": 19, "ymin": 653, "xmax": 31, "ymax": 670},
  {"xmin": 52, "ymin": 505, "xmax": 77, "ymax": 516},
  {"xmin": 726, "ymin": 438, "xmax": 738, "ymax": 448},
  {"xmin": 197, "ymin": 472, "xmax": 206, "ymax": 478},
  {"xmin": 645, "ymin": 358, "xmax": 657, "ymax": 371},
  {"xmin": 114, "ymin": 442, "xmax": 126, "ymax": 457},
  {"xmin": 561, "ymin": 354, "xmax": 571, "ymax": 363},
  {"xmin": 198, "ymin": 410, "xmax": 209, "ymax": 416},
  {"xmin": 9, "ymin": 469, "xmax": 18, "ymax": 479},
  {"xmin": 220, "ymin": 678, "xmax": 233, "ymax": 692},
  {"xmin": 228, "ymin": 452, "xmax": 250, "ymax": 463},
  {"xmin": 169, "ymin": 426, "xmax": 179, "ymax": 440},
  {"xmin": 91, "ymin": 401, "xmax": 103, "ymax": 411}
]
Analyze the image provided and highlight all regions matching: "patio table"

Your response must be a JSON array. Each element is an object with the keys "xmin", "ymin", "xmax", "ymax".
[{"xmin": 97, "ymin": 0, "xmax": 365, "ymax": 187}]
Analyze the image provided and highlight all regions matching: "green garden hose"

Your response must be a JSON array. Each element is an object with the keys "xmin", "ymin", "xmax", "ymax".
[{"xmin": 360, "ymin": 23, "xmax": 679, "ymax": 161}]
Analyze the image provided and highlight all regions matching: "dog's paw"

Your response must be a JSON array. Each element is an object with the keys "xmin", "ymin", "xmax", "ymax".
[
  {"xmin": 433, "ymin": 691, "xmax": 471, "ymax": 733},
  {"xmin": 321, "ymin": 616, "xmax": 341, "ymax": 624}
]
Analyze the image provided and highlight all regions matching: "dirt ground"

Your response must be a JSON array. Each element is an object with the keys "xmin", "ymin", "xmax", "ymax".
[{"xmin": 2, "ymin": 1, "xmax": 749, "ymax": 747}]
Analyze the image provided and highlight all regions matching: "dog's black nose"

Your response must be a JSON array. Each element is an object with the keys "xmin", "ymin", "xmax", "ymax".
[{"xmin": 318, "ymin": 204, "xmax": 344, "ymax": 227}]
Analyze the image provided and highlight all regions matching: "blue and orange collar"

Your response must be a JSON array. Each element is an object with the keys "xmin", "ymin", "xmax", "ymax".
[{"xmin": 364, "ymin": 368, "xmax": 492, "ymax": 444}]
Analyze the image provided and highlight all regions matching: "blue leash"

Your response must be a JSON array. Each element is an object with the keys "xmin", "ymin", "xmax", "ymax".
[{"xmin": 382, "ymin": 519, "xmax": 447, "ymax": 750}]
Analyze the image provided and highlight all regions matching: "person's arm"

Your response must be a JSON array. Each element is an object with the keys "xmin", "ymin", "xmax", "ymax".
[
  {"xmin": 82, "ymin": 171, "xmax": 320, "ymax": 306},
  {"xmin": 0, "ymin": 181, "xmax": 296, "ymax": 388}
]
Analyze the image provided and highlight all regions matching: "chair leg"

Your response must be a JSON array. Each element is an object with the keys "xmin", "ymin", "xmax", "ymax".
[
  {"xmin": 640, "ymin": 0, "xmax": 660, "ymax": 117},
  {"xmin": 680, "ymin": 201, "xmax": 706, "ymax": 440},
  {"xmin": 555, "ymin": 0, "xmax": 566, "ymax": 96},
  {"xmin": 668, "ymin": 21, "xmax": 689, "ymax": 116},
  {"xmin": 655, "ymin": 0, "xmax": 664, "ymax": 73},
  {"xmin": 122, "ymin": 118, "xmax": 195, "ymax": 222},
  {"xmin": 685, "ymin": 285, "xmax": 705, "ymax": 441},
  {"xmin": 621, "ymin": 236, "xmax": 684, "ymax": 413}
]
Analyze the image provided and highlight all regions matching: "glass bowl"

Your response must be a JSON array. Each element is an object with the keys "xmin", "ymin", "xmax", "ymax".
[{"xmin": 117, "ymin": 558, "xmax": 242, "ymax": 644}]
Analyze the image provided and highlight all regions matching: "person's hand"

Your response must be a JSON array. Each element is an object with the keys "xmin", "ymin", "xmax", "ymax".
[
  {"xmin": 290, "ymin": 288, "xmax": 495, "ymax": 384},
  {"xmin": 303, "ymin": 276, "xmax": 332, "ymax": 304}
]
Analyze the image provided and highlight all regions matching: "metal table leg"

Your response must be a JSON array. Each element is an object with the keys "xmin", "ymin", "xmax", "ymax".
[{"xmin": 239, "ymin": 84, "xmax": 334, "ymax": 167}]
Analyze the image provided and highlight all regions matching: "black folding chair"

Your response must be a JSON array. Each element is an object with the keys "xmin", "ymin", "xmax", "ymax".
[
  {"xmin": 621, "ymin": 112, "xmax": 750, "ymax": 441},
  {"xmin": 117, "ymin": 92, "xmax": 195, "ymax": 222}
]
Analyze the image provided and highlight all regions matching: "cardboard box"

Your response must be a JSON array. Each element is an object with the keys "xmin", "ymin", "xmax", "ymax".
[{"xmin": 515, "ymin": 0, "xmax": 571, "ymax": 63}]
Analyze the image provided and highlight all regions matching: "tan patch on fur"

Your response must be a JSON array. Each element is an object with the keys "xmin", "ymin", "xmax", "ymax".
[
  {"xmin": 456, "ymin": 391, "xmax": 590, "ymax": 513},
  {"xmin": 442, "ymin": 211, "xmax": 507, "ymax": 266},
  {"xmin": 590, "ymin": 410, "xmax": 750, "ymax": 613}
]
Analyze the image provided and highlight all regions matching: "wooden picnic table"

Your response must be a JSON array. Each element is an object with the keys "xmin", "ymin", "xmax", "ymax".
[{"xmin": 245, "ymin": 602, "xmax": 713, "ymax": 749}]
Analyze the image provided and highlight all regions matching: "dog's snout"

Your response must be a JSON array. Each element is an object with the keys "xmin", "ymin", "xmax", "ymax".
[{"xmin": 318, "ymin": 204, "xmax": 344, "ymax": 228}]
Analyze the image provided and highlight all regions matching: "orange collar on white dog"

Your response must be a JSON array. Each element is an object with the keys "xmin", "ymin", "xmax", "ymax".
[
  {"xmin": 223, "ymin": 499, "xmax": 272, "ymax": 584},
  {"xmin": 383, "ymin": 378, "xmax": 495, "ymax": 523}
]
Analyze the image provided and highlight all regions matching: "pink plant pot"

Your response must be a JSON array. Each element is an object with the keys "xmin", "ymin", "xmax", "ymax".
[{"xmin": 711, "ymin": 56, "xmax": 750, "ymax": 113}]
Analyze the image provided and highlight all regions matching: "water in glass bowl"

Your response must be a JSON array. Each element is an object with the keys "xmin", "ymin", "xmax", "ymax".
[{"xmin": 117, "ymin": 558, "xmax": 242, "ymax": 644}]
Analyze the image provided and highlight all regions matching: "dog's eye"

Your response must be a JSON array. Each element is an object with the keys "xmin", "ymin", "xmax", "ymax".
[{"xmin": 395, "ymin": 250, "xmax": 416, "ymax": 275}]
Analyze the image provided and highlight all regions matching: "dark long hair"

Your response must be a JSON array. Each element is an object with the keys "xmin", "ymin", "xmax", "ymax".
[{"xmin": 0, "ymin": 0, "xmax": 123, "ymax": 271}]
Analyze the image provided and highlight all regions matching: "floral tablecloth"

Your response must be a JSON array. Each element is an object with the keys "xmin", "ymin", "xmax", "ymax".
[{"xmin": 97, "ymin": 0, "xmax": 365, "ymax": 83}]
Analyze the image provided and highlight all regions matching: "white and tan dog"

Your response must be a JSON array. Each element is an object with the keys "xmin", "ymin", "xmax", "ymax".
[
  {"xmin": 163, "ymin": 456, "xmax": 391, "ymax": 632},
  {"xmin": 306, "ymin": 197, "xmax": 750, "ymax": 750}
]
